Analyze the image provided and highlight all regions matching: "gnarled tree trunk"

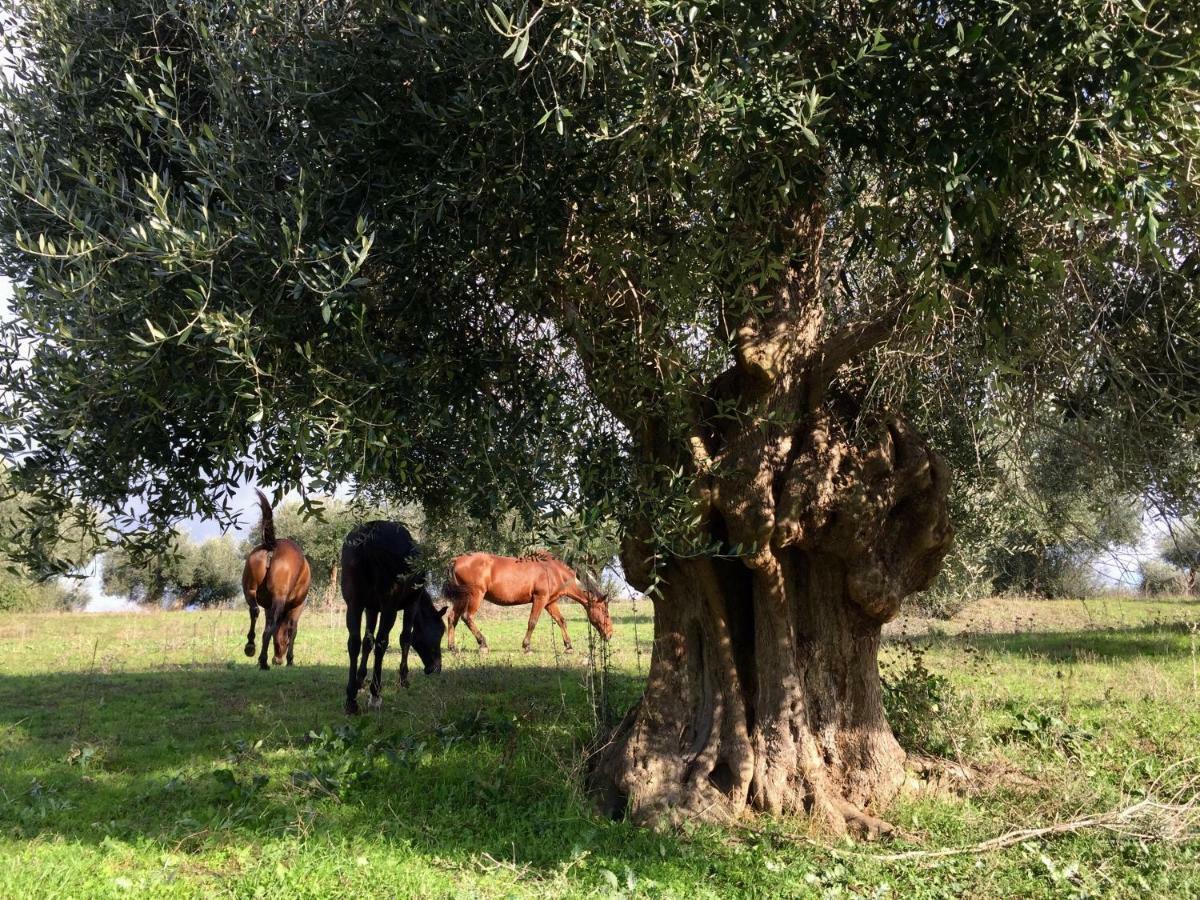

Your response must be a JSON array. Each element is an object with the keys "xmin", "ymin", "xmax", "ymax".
[
  {"xmin": 581, "ymin": 213, "xmax": 953, "ymax": 835},
  {"xmin": 591, "ymin": 417, "xmax": 951, "ymax": 835}
]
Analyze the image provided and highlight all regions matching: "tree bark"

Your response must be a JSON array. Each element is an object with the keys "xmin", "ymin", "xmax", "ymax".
[
  {"xmin": 589, "ymin": 415, "xmax": 952, "ymax": 836},
  {"xmin": 572, "ymin": 209, "xmax": 952, "ymax": 835}
]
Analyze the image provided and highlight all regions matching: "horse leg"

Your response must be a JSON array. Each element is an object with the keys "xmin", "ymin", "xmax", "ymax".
[
  {"xmin": 398, "ymin": 604, "xmax": 414, "ymax": 687},
  {"xmin": 257, "ymin": 599, "xmax": 276, "ymax": 670},
  {"xmin": 286, "ymin": 614, "xmax": 299, "ymax": 666},
  {"xmin": 244, "ymin": 598, "xmax": 259, "ymax": 657},
  {"xmin": 368, "ymin": 608, "xmax": 397, "ymax": 710},
  {"xmin": 522, "ymin": 595, "xmax": 547, "ymax": 654},
  {"xmin": 345, "ymin": 605, "xmax": 364, "ymax": 715},
  {"xmin": 463, "ymin": 590, "xmax": 489, "ymax": 653},
  {"xmin": 446, "ymin": 603, "xmax": 461, "ymax": 654},
  {"xmin": 545, "ymin": 599, "xmax": 573, "ymax": 652},
  {"xmin": 356, "ymin": 608, "xmax": 377, "ymax": 690}
]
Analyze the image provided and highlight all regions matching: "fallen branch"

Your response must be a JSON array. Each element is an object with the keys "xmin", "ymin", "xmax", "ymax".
[
  {"xmin": 868, "ymin": 798, "xmax": 1200, "ymax": 862},
  {"xmin": 868, "ymin": 756, "xmax": 1200, "ymax": 862},
  {"xmin": 740, "ymin": 757, "xmax": 1200, "ymax": 863}
]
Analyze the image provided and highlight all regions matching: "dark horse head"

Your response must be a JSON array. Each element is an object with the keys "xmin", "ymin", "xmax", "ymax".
[{"xmin": 407, "ymin": 584, "xmax": 448, "ymax": 675}]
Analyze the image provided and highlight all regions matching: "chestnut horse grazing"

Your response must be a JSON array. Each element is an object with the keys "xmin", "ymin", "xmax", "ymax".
[
  {"xmin": 443, "ymin": 551, "xmax": 613, "ymax": 654},
  {"xmin": 242, "ymin": 490, "xmax": 312, "ymax": 669},
  {"xmin": 340, "ymin": 521, "xmax": 446, "ymax": 715}
]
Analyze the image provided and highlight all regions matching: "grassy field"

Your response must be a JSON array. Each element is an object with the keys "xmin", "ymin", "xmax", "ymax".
[{"xmin": 1, "ymin": 595, "xmax": 1199, "ymax": 898}]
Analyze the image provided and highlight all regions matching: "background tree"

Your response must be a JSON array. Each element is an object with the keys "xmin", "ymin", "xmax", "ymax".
[
  {"xmin": 103, "ymin": 530, "xmax": 241, "ymax": 608},
  {"xmin": 2, "ymin": 1, "xmax": 1199, "ymax": 834},
  {"xmin": 915, "ymin": 429, "xmax": 1144, "ymax": 614},
  {"xmin": 1138, "ymin": 558, "xmax": 1189, "ymax": 596},
  {"xmin": 1158, "ymin": 518, "xmax": 1200, "ymax": 593},
  {"xmin": 975, "ymin": 430, "xmax": 1141, "ymax": 601}
]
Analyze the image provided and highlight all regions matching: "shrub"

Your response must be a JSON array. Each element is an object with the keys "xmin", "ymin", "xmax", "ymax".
[
  {"xmin": 1139, "ymin": 560, "xmax": 1188, "ymax": 596},
  {"xmin": 0, "ymin": 569, "xmax": 79, "ymax": 613},
  {"xmin": 882, "ymin": 643, "xmax": 984, "ymax": 758}
]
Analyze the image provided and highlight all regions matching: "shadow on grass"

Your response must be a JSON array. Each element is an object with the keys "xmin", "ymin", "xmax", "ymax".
[
  {"xmin": 0, "ymin": 663, "xmax": 657, "ymax": 871},
  {"xmin": 909, "ymin": 620, "xmax": 1197, "ymax": 662}
]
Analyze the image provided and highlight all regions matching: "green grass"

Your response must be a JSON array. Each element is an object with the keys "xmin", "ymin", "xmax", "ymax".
[{"xmin": 1, "ymin": 596, "xmax": 1199, "ymax": 898}]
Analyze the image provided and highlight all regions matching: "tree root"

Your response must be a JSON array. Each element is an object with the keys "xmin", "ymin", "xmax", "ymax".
[{"xmin": 830, "ymin": 797, "xmax": 896, "ymax": 841}]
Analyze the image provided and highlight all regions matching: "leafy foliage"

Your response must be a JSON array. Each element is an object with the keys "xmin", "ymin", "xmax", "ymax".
[
  {"xmin": 1158, "ymin": 517, "xmax": 1200, "ymax": 582},
  {"xmin": 1138, "ymin": 559, "xmax": 1188, "ymax": 597},
  {"xmin": 103, "ymin": 530, "xmax": 240, "ymax": 607},
  {"xmin": 999, "ymin": 704, "xmax": 1093, "ymax": 760},
  {"xmin": 0, "ymin": 0, "xmax": 1197, "ymax": 571},
  {"xmin": 882, "ymin": 643, "xmax": 982, "ymax": 758}
]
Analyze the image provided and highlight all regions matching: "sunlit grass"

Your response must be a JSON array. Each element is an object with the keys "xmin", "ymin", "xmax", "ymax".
[{"xmin": 1, "ymin": 596, "xmax": 1198, "ymax": 898}]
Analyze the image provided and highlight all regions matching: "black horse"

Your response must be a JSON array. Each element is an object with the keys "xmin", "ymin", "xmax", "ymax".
[{"xmin": 340, "ymin": 521, "xmax": 446, "ymax": 714}]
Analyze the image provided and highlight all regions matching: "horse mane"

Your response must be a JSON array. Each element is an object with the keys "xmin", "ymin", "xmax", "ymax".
[
  {"xmin": 254, "ymin": 489, "xmax": 276, "ymax": 551},
  {"xmin": 522, "ymin": 549, "xmax": 557, "ymax": 563},
  {"xmin": 579, "ymin": 569, "xmax": 605, "ymax": 599}
]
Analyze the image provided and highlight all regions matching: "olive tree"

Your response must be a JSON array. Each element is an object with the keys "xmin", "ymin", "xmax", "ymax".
[
  {"xmin": 1159, "ymin": 517, "xmax": 1200, "ymax": 592},
  {"xmin": 2, "ymin": 1, "xmax": 1198, "ymax": 833},
  {"xmin": 104, "ymin": 530, "xmax": 241, "ymax": 607}
]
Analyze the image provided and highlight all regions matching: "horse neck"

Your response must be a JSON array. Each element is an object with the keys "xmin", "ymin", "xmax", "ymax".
[{"xmin": 561, "ymin": 586, "xmax": 593, "ymax": 608}]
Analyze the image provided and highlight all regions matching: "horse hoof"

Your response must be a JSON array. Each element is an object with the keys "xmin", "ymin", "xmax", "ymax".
[
  {"xmin": 243, "ymin": 643, "xmax": 255, "ymax": 657},
  {"xmin": 564, "ymin": 645, "xmax": 574, "ymax": 653},
  {"xmin": 258, "ymin": 661, "xmax": 269, "ymax": 671},
  {"xmin": 479, "ymin": 645, "xmax": 489, "ymax": 655},
  {"xmin": 345, "ymin": 699, "xmax": 360, "ymax": 716},
  {"xmin": 368, "ymin": 695, "xmax": 382, "ymax": 712},
  {"xmin": 522, "ymin": 646, "xmax": 532, "ymax": 655}
]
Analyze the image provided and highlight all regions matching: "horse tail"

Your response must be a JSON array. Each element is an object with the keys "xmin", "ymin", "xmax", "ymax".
[
  {"xmin": 441, "ymin": 562, "xmax": 469, "ymax": 606},
  {"xmin": 255, "ymin": 488, "xmax": 277, "ymax": 551}
]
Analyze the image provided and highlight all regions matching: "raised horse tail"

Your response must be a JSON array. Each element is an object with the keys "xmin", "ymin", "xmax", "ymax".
[
  {"xmin": 255, "ymin": 488, "xmax": 277, "ymax": 551},
  {"xmin": 441, "ymin": 562, "xmax": 469, "ymax": 605}
]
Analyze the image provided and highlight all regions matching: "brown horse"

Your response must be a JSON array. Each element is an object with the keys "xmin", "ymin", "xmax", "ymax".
[
  {"xmin": 443, "ymin": 551, "xmax": 612, "ymax": 654},
  {"xmin": 242, "ymin": 490, "xmax": 312, "ymax": 669}
]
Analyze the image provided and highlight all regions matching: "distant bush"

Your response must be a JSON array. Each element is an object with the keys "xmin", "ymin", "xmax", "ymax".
[
  {"xmin": 0, "ymin": 568, "xmax": 80, "ymax": 613},
  {"xmin": 1139, "ymin": 560, "xmax": 1188, "ymax": 596},
  {"xmin": 1043, "ymin": 561, "xmax": 1100, "ymax": 600},
  {"xmin": 1158, "ymin": 519, "xmax": 1199, "ymax": 593},
  {"xmin": 990, "ymin": 545, "xmax": 1102, "ymax": 599},
  {"xmin": 104, "ymin": 532, "xmax": 243, "ymax": 608},
  {"xmin": 1, "ymin": 469, "xmax": 97, "ymax": 612}
]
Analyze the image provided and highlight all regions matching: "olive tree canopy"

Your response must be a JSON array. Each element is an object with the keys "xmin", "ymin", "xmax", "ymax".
[{"xmin": 2, "ymin": 0, "xmax": 1198, "ymax": 833}]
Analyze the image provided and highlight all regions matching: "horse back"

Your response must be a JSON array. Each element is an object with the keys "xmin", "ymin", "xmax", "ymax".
[
  {"xmin": 451, "ymin": 552, "xmax": 562, "ymax": 604},
  {"xmin": 244, "ymin": 539, "xmax": 311, "ymax": 610},
  {"xmin": 341, "ymin": 520, "xmax": 424, "ymax": 611}
]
